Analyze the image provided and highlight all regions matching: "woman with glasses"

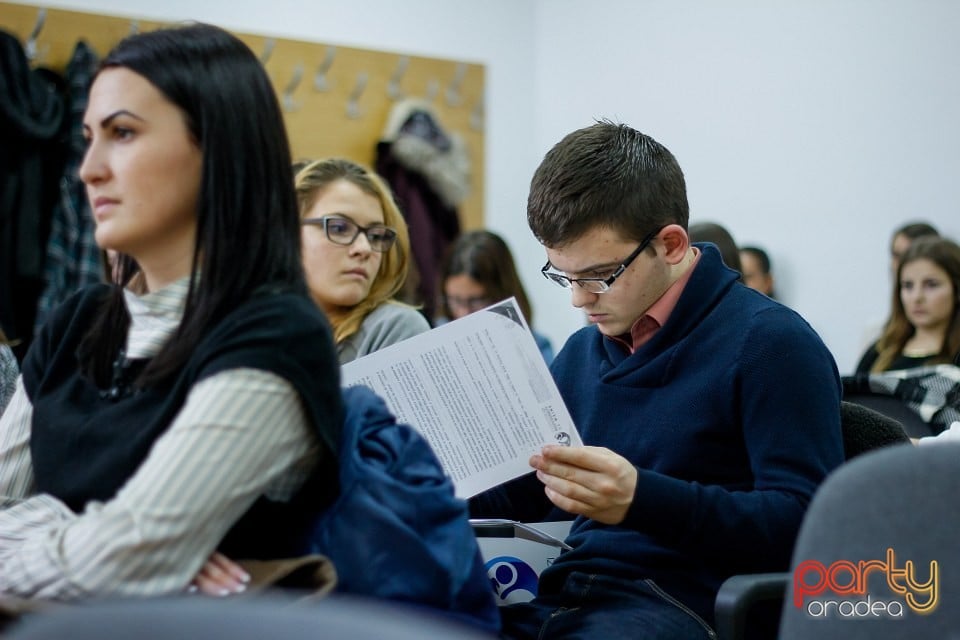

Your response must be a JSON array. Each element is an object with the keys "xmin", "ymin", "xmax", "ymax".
[
  {"xmin": 439, "ymin": 230, "xmax": 555, "ymax": 364},
  {"xmin": 296, "ymin": 158, "xmax": 430, "ymax": 364}
]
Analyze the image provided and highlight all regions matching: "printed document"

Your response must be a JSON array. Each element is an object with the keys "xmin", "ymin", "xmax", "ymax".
[{"xmin": 341, "ymin": 297, "xmax": 581, "ymax": 498}]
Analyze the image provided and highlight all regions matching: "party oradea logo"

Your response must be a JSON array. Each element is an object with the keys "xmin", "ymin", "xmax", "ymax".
[{"xmin": 793, "ymin": 548, "xmax": 938, "ymax": 619}]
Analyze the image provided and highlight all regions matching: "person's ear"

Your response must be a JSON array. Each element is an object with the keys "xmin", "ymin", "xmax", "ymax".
[{"xmin": 659, "ymin": 224, "xmax": 689, "ymax": 265}]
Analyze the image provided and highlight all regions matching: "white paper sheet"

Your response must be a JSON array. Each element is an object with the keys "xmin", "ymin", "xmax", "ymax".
[{"xmin": 341, "ymin": 297, "xmax": 581, "ymax": 498}]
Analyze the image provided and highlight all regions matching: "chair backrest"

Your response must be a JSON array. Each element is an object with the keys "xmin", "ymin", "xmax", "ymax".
[
  {"xmin": 780, "ymin": 442, "xmax": 960, "ymax": 639},
  {"xmin": 839, "ymin": 400, "xmax": 911, "ymax": 459},
  {"xmin": 6, "ymin": 595, "xmax": 498, "ymax": 640},
  {"xmin": 843, "ymin": 393, "xmax": 935, "ymax": 439}
]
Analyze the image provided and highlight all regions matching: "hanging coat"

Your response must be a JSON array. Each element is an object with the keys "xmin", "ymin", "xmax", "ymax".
[
  {"xmin": 0, "ymin": 29, "xmax": 67, "ymax": 360},
  {"xmin": 375, "ymin": 98, "xmax": 469, "ymax": 322},
  {"xmin": 34, "ymin": 39, "xmax": 101, "ymax": 335}
]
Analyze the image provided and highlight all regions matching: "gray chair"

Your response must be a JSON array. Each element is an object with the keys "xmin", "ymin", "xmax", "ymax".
[
  {"xmin": 5, "ymin": 594, "xmax": 497, "ymax": 639},
  {"xmin": 779, "ymin": 442, "xmax": 960, "ymax": 639}
]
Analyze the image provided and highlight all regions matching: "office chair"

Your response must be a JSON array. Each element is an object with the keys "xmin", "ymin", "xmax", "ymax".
[
  {"xmin": 778, "ymin": 442, "xmax": 960, "ymax": 639},
  {"xmin": 842, "ymin": 392, "xmax": 935, "ymax": 439}
]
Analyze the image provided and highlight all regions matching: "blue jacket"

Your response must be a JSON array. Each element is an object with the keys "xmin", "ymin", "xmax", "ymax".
[
  {"xmin": 312, "ymin": 385, "xmax": 499, "ymax": 634},
  {"xmin": 473, "ymin": 244, "xmax": 843, "ymax": 625}
]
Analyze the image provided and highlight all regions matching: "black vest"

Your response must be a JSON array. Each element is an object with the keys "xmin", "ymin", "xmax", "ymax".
[{"xmin": 22, "ymin": 284, "xmax": 342, "ymax": 558}]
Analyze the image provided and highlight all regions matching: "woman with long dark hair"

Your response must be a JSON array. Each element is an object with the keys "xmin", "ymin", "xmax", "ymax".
[
  {"xmin": 0, "ymin": 23, "xmax": 341, "ymax": 598},
  {"xmin": 439, "ymin": 230, "xmax": 554, "ymax": 363}
]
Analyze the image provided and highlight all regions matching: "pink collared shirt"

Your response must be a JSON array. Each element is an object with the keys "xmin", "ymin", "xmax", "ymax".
[{"xmin": 612, "ymin": 248, "xmax": 702, "ymax": 354}]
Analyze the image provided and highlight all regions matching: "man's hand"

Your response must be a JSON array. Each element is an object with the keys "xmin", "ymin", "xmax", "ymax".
[
  {"xmin": 189, "ymin": 552, "xmax": 250, "ymax": 596},
  {"xmin": 530, "ymin": 445, "xmax": 638, "ymax": 525}
]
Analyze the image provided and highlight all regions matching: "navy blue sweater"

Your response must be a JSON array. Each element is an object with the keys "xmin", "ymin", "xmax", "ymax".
[{"xmin": 473, "ymin": 244, "xmax": 843, "ymax": 624}]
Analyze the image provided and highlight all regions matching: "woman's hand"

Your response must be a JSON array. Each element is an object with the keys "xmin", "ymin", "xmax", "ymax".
[{"xmin": 189, "ymin": 551, "xmax": 250, "ymax": 596}]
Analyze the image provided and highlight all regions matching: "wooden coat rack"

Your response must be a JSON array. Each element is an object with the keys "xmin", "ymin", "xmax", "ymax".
[{"xmin": 1, "ymin": 2, "xmax": 486, "ymax": 229}]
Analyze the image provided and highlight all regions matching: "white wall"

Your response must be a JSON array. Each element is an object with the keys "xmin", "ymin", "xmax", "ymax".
[
  {"xmin": 532, "ymin": 0, "xmax": 960, "ymax": 372},
  {"xmin": 27, "ymin": 0, "xmax": 960, "ymax": 373}
]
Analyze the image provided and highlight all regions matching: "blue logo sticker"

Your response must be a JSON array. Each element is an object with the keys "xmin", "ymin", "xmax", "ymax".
[{"xmin": 485, "ymin": 555, "xmax": 539, "ymax": 603}]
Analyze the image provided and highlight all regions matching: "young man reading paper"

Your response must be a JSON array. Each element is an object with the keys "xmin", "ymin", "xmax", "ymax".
[{"xmin": 470, "ymin": 122, "xmax": 844, "ymax": 639}]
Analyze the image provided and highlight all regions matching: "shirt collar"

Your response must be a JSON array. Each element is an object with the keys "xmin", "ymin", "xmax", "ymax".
[
  {"xmin": 612, "ymin": 247, "xmax": 701, "ymax": 352},
  {"xmin": 123, "ymin": 277, "xmax": 191, "ymax": 359}
]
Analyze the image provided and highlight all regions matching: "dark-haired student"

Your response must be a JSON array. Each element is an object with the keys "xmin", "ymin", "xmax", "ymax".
[
  {"xmin": 739, "ymin": 245, "xmax": 776, "ymax": 299},
  {"xmin": 439, "ymin": 229, "xmax": 555, "ymax": 364},
  {"xmin": 0, "ymin": 23, "xmax": 341, "ymax": 598},
  {"xmin": 471, "ymin": 122, "xmax": 843, "ymax": 639}
]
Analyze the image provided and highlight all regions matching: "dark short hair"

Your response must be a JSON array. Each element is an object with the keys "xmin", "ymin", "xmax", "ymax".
[
  {"xmin": 80, "ymin": 23, "xmax": 303, "ymax": 385},
  {"xmin": 527, "ymin": 121, "xmax": 688, "ymax": 248},
  {"xmin": 739, "ymin": 245, "xmax": 771, "ymax": 274},
  {"xmin": 439, "ymin": 230, "xmax": 533, "ymax": 324},
  {"xmin": 893, "ymin": 221, "xmax": 940, "ymax": 244},
  {"xmin": 689, "ymin": 222, "xmax": 741, "ymax": 273}
]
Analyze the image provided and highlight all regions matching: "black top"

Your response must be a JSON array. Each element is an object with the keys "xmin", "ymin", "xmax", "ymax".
[{"xmin": 855, "ymin": 344, "xmax": 940, "ymax": 374}]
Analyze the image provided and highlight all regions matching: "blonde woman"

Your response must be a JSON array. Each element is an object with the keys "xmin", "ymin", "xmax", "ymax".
[{"xmin": 296, "ymin": 158, "xmax": 430, "ymax": 364}]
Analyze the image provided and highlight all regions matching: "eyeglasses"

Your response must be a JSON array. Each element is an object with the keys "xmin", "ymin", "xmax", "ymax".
[
  {"xmin": 541, "ymin": 226, "xmax": 663, "ymax": 293},
  {"xmin": 443, "ymin": 295, "xmax": 493, "ymax": 313},
  {"xmin": 302, "ymin": 215, "xmax": 398, "ymax": 253}
]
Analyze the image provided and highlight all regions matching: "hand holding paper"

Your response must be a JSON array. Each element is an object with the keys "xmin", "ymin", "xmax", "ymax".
[{"xmin": 531, "ymin": 445, "xmax": 637, "ymax": 525}]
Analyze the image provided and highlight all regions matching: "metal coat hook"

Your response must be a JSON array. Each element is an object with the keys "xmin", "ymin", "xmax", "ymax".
[
  {"xmin": 469, "ymin": 90, "xmax": 484, "ymax": 132},
  {"xmin": 425, "ymin": 78, "xmax": 440, "ymax": 103},
  {"xmin": 387, "ymin": 56, "xmax": 409, "ymax": 101},
  {"xmin": 445, "ymin": 63, "xmax": 467, "ymax": 107},
  {"xmin": 313, "ymin": 46, "xmax": 337, "ymax": 92},
  {"xmin": 346, "ymin": 72, "xmax": 369, "ymax": 119},
  {"xmin": 259, "ymin": 38, "xmax": 276, "ymax": 66},
  {"xmin": 282, "ymin": 63, "xmax": 304, "ymax": 112},
  {"xmin": 24, "ymin": 7, "xmax": 47, "ymax": 61}
]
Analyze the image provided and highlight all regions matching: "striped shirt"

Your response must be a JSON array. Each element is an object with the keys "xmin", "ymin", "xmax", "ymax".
[
  {"xmin": 0, "ymin": 279, "xmax": 320, "ymax": 599},
  {"xmin": 0, "ymin": 345, "xmax": 16, "ymax": 414}
]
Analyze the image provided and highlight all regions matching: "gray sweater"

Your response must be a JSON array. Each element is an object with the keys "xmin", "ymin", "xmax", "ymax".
[{"xmin": 337, "ymin": 302, "xmax": 431, "ymax": 365}]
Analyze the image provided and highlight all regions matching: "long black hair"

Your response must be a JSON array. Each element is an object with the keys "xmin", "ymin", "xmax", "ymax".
[{"xmin": 78, "ymin": 23, "xmax": 303, "ymax": 386}]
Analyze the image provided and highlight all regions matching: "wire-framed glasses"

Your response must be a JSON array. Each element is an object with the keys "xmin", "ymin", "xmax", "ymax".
[
  {"xmin": 540, "ymin": 226, "xmax": 663, "ymax": 293},
  {"xmin": 302, "ymin": 215, "xmax": 398, "ymax": 253}
]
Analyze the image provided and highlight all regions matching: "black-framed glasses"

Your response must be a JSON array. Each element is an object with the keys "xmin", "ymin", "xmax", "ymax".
[
  {"xmin": 302, "ymin": 215, "xmax": 398, "ymax": 253},
  {"xmin": 540, "ymin": 226, "xmax": 663, "ymax": 293}
]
